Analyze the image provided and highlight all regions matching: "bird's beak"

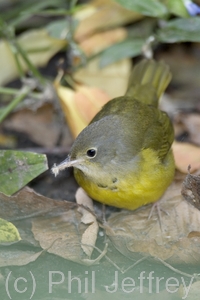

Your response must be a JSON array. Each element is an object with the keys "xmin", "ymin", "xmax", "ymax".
[{"xmin": 51, "ymin": 155, "xmax": 82, "ymax": 177}]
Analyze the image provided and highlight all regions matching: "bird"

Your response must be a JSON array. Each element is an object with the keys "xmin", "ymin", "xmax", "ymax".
[{"xmin": 52, "ymin": 59, "xmax": 175, "ymax": 211}]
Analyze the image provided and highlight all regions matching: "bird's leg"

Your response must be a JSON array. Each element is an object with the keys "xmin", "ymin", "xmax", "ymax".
[{"xmin": 102, "ymin": 204, "xmax": 107, "ymax": 224}]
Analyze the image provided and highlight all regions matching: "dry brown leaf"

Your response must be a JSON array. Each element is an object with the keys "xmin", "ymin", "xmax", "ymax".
[
  {"xmin": 173, "ymin": 141, "xmax": 200, "ymax": 173},
  {"xmin": 0, "ymin": 186, "xmax": 102, "ymax": 266},
  {"xmin": 55, "ymin": 81, "xmax": 110, "ymax": 138},
  {"xmin": 3, "ymin": 103, "xmax": 61, "ymax": 147},
  {"xmin": 0, "ymin": 244, "xmax": 44, "ymax": 267},
  {"xmin": 74, "ymin": 0, "xmax": 142, "ymax": 42},
  {"xmin": 0, "ymin": 188, "xmax": 76, "ymax": 266},
  {"xmin": 32, "ymin": 211, "xmax": 86, "ymax": 264},
  {"xmin": 0, "ymin": 186, "xmax": 75, "ymax": 221},
  {"xmin": 79, "ymin": 28, "xmax": 127, "ymax": 56},
  {"xmin": 76, "ymin": 188, "xmax": 98, "ymax": 257},
  {"xmin": 106, "ymin": 180, "xmax": 200, "ymax": 265},
  {"xmin": 32, "ymin": 210, "xmax": 103, "ymax": 265},
  {"xmin": 74, "ymin": 58, "xmax": 131, "ymax": 99},
  {"xmin": 157, "ymin": 47, "xmax": 200, "ymax": 108}
]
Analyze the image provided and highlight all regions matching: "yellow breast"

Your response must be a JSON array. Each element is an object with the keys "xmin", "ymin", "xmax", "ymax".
[{"xmin": 74, "ymin": 148, "xmax": 175, "ymax": 210}]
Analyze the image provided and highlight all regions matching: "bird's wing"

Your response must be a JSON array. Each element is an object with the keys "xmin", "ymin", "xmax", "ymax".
[{"xmin": 142, "ymin": 108, "xmax": 174, "ymax": 161}]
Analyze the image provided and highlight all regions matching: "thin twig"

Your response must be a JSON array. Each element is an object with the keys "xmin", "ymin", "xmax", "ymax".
[
  {"xmin": 122, "ymin": 257, "xmax": 148, "ymax": 274},
  {"xmin": 81, "ymin": 243, "xmax": 123, "ymax": 271},
  {"xmin": 155, "ymin": 257, "xmax": 200, "ymax": 280},
  {"xmin": 0, "ymin": 87, "xmax": 42, "ymax": 100}
]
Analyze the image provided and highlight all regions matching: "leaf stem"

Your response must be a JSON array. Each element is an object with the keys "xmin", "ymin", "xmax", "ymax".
[
  {"xmin": 0, "ymin": 87, "xmax": 42, "ymax": 100},
  {"xmin": 0, "ymin": 87, "xmax": 31, "ymax": 123}
]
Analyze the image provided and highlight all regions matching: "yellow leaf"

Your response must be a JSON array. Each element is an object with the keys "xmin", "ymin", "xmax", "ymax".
[
  {"xmin": 55, "ymin": 57, "xmax": 131, "ymax": 137},
  {"xmin": 0, "ymin": 29, "xmax": 67, "ymax": 86},
  {"xmin": 74, "ymin": 58, "xmax": 131, "ymax": 99},
  {"xmin": 0, "ymin": 218, "xmax": 21, "ymax": 243},
  {"xmin": 55, "ymin": 84, "xmax": 87, "ymax": 138},
  {"xmin": 74, "ymin": 85, "xmax": 110, "ymax": 124},
  {"xmin": 55, "ymin": 82, "xmax": 110, "ymax": 137},
  {"xmin": 0, "ymin": 133, "xmax": 16, "ymax": 148}
]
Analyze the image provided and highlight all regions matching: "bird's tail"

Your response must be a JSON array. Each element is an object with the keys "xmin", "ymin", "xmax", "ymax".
[{"xmin": 125, "ymin": 59, "xmax": 172, "ymax": 107}]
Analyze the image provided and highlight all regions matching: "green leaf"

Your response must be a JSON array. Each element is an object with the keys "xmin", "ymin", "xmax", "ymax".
[
  {"xmin": 0, "ymin": 150, "xmax": 48, "ymax": 196},
  {"xmin": 114, "ymin": 0, "xmax": 168, "ymax": 17},
  {"xmin": 157, "ymin": 17, "xmax": 200, "ymax": 43},
  {"xmin": 46, "ymin": 20, "xmax": 69, "ymax": 39},
  {"xmin": 2, "ymin": 0, "xmax": 67, "ymax": 27},
  {"xmin": 165, "ymin": 0, "xmax": 189, "ymax": 17},
  {"xmin": 0, "ymin": 218, "xmax": 21, "ymax": 243},
  {"xmin": 99, "ymin": 38, "xmax": 145, "ymax": 68},
  {"xmin": 47, "ymin": 19, "xmax": 79, "ymax": 40}
]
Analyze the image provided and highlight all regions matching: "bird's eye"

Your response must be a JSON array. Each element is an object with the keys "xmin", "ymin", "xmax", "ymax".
[{"xmin": 86, "ymin": 148, "xmax": 97, "ymax": 158}]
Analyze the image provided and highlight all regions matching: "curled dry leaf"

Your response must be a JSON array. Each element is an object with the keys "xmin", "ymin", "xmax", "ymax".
[
  {"xmin": 172, "ymin": 141, "xmax": 200, "ymax": 173},
  {"xmin": 106, "ymin": 180, "xmax": 200, "ymax": 265},
  {"xmin": 76, "ymin": 187, "xmax": 96, "ymax": 224},
  {"xmin": 76, "ymin": 188, "xmax": 98, "ymax": 257},
  {"xmin": 181, "ymin": 169, "xmax": 200, "ymax": 210},
  {"xmin": 56, "ymin": 58, "xmax": 131, "ymax": 138},
  {"xmin": 81, "ymin": 222, "xmax": 99, "ymax": 257},
  {"xmin": 54, "ymin": 84, "xmax": 88, "ymax": 138}
]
